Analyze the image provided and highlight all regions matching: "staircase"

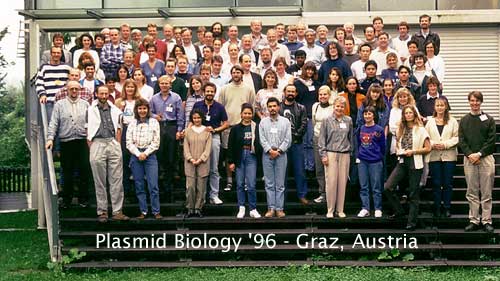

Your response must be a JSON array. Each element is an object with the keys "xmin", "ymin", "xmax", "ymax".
[{"xmin": 59, "ymin": 126, "xmax": 500, "ymax": 269}]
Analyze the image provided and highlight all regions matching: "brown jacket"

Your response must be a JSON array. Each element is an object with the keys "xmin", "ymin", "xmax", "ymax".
[
  {"xmin": 183, "ymin": 127, "xmax": 212, "ymax": 177},
  {"xmin": 339, "ymin": 92, "xmax": 365, "ymax": 116}
]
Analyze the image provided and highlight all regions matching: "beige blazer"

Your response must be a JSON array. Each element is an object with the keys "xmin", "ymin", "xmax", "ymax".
[
  {"xmin": 397, "ymin": 126, "xmax": 429, "ymax": 169},
  {"xmin": 424, "ymin": 116, "xmax": 459, "ymax": 162}
]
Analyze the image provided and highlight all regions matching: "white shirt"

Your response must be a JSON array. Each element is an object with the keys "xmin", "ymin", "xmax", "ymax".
[
  {"xmin": 139, "ymin": 85, "xmax": 154, "ymax": 101},
  {"xmin": 427, "ymin": 55, "xmax": 445, "ymax": 82},
  {"xmin": 299, "ymin": 44, "xmax": 326, "ymax": 69},
  {"xmin": 183, "ymin": 43, "xmax": 199, "ymax": 66},
  {"xmin": 390, "ymin": 35, "xmax": 412, "ymax": 61},
  {"xmin": 351, "ymin": 59, "xmax": 367, "ymax": 81},
  {"xmin": 369, "ymin": 47, "xmax": 401, "ymax": 75}
]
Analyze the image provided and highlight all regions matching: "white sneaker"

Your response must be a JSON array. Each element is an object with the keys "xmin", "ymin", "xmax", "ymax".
[
  {"xmin": 337, "ymin": 212, "xmax": 346, "ymax": 218},
  {"xmin": 357, "ymin": 209, "xmax": 370, "ymax": 217},
  {"xmin": 236, "ymin": 206, "xmax": 245, "ymax": 218},
  {"xmin": 314, "ymin": 195, "xmax": 326, "ymax": 203},
  {"xmin": 249, "ymin": 209, "xmax": 261, "ymax": 218},
  {"xmin": 326, "ymin": 213, "xmax": 334, "ymax": 218},
  {"xmin": 374, "ymin": 210, "xmax": 383, "ymax": 218},
  {"xmin": 210, "ymin": 196, "xmax": 223, "ymax": 205}
]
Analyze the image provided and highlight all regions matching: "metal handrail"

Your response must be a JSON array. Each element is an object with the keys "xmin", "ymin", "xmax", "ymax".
[{"xmin": 40, "ymin": 103, "xmax": 58, "ymax": 196}]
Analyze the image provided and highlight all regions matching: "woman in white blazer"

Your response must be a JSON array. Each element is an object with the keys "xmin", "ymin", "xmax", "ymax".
[{"xmin": 425, "ymin": 98, "xmax": 458, "ymax": 217}]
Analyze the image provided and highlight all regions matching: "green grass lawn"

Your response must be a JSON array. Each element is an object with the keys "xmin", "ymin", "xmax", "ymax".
[{"xmin": 1, "ymin": 211, "xmax": 499, "ymax": 281}]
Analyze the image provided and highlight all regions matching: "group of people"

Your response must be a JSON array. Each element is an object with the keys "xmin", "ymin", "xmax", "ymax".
[{"xmin": 37, "ymin": 15, "xmax": 495, "ymax": 232}]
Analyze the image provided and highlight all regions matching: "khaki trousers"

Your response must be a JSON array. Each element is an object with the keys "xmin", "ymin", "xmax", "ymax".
[
  {"xmin": 464, "ymin": 154, "xmax": 494, "ymax": 225},
  {"xmin": 186, "ymin": 175, "xmax": 208, "ymax": 210},
  {"xmin": 324, "ymin": 152, "xmax": 350, "ymax": 216}
]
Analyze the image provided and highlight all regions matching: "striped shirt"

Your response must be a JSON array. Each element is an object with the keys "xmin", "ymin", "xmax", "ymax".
[
  {"xmin": 35, "ymin": 63, "xmax": 71, "ymax": 102},
  {"xmin": 100, "ymin": 43, "xmax": 126, "ymax": 77},
  {"xmin": 126, "ymin": 118, "xmax": 160, "ymax": 157}
]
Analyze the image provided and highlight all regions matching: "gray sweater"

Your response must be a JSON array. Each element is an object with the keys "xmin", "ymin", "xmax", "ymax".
[
  {"xmin": 318, "ymin": 115, "xmax": 353, "ymax": 158},
  {"xmin": 47, "ymin": 98, "xmax": 89, "ymax": 142}
]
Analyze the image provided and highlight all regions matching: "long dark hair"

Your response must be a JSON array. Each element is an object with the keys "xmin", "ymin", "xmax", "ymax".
[
  {"xmin": 326, "ymin": 67, "xmax": 345, "ymax": 92},
  {"xmin": 364, "ymin": 84, "xmax": 386, "ymax": 111}
]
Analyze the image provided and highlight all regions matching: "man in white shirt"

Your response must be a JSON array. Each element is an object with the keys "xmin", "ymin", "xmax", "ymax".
[
  {"xmin": 162, "ymin": 24, "xmax": 176, "ymax": 55},
  {"xmin": 221, "ymin": 25, "xmax": 240, "ymax": 59},
  {"xmin": 181, "ymin": 28, "xmax": 201, "ymax": 68},
  {"xmin": 299, "ymin": 29, "xmax": 326, "ymax": 69},
  {"xmin": 390, "ymin": 21, "xmax": 412, "ymax": 64},
  {"xmin": 265, "ymin": 29, "xmax": 291, "ymax": 66},
  {"xmin": 249, "ymin": 19, "xmax": 268, "ymax": 51},
  {"xmin": 369, "ymin": 32, "xmax": 401, "ymax": 75},
  {"xmin": 351, "ymin": 43, "xmax": 372, "ymax": 80}
]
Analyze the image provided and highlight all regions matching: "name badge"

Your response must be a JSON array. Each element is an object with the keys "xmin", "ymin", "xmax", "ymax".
[
  {"xmin": 307, "ymin": 85, "xmax": 315, "ymax": 91},
  {"xmin": 166, "ymin": 105, "xmax": 174, "ymax": 112},
  {"xmin": 151, "ymin": 75, "xmax": 157, "ymax": 82},
  {"xmin": 185, "ymin": 82, "xmax": 190, "ymax": 89},
  {"xmin": 205, "ymin": 115, "xmax": 211, "ymax": 121},
  {"xmin": 340, "ymin": 122, "xmax": 347, "ymax": 129},
  {"xmin": 480, "ymin": 114, "xmax": 488, "ymax": 121},
  {"xmin": 270, "ymin": 127, "xmax": 278, "ymax": 134}
]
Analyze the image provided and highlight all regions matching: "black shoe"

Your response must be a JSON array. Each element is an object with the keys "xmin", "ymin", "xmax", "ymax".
[
  {"xmin": 484, "ymin": 224, "xmax": 494, "ymax": 234},
  {"xmin": 184, "ymin": 209, "xmax": 195, "ymax": 218},
  {"xmin": 444, "ymin": 209, "xmax": 451, "ymax": 218},
  {"xmin": 195, "ymin": 209, "xmax": 203, "ymax": 218},
  {"xmin": 405, "ymin": 224, "xmax": 416, "ymax": 231},
  {"xmin": 464, "ymin": 223, "xmax": 481, "ymax": 232}
]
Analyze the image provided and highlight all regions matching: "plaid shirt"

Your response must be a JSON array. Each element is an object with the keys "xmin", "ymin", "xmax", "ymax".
[
  {"xmin": 55, "ymin": 86, "xmax": 93, "ymax": 104},
  {"xmin": 100, "ymin": 42, "xmax": 126, "ymax": 76},
  {"xmin": 126, "ymin": 118, "xmax": 160, "ymax": 157}
]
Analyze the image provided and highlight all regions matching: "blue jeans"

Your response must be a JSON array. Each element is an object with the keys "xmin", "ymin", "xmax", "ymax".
[
  {"xmin": 287, "ymin": 143, "xmax": 308, "ymax": 199},
  {"xmin": 130, "ymin": 154, "xmax": 160, "ymax": 215},
  {"xmin": 429, "ymin": 161, "xmax": 456, "ymax": 210},
  {"xmin": 358, "ymin": 160, "xmax": 383, "ymax": 211},
  {"xmin": 209, "ymin": 134, "xmax": 221, "ymax": 199},
  {"xmin": 303, "ymin": 119, "xmax": 314, "ymax": 171},
  {"xmin": 236, "ymin": 149, "xmax": 257, "ymax": 210},
  {"xmin": 263, "ymin": 153, "xmax": 287, "ymax": 211}
]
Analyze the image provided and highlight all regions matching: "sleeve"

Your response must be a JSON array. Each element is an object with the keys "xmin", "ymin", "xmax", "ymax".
[
  {"xmin": 259, "ymin": 121, "xmax": 271, "ymax": 154},
  {"xmin": 296, "ymin": 105, "xmax": 308, "ymax": 139},
  {"xmin": 199, "ymin": 132, "xmax": 212, "ymax": 162},
  {"xmin": 443, "ymin": 118, "xmax": 459, "ymax": 150},
  {"xmin": 458, "ymin": 117, "xmax": 473, "ymax": 157},
  {"xmin": 318, "ymin": 119, "xmax": 328, "ymax": 158},
  {"xmin": 227, "ymin": 126, "xmax": 236, "ymax": 164},
  {"xmin": 144, "ymin": 119, "xmax": 161, "ymax": 156},
  {"xmin": 389, "ymin": 108, "xmax": 399, "ymax": 135},
  {"xmin": 176, "ymin": 98, "xmax": 185, "ymax": 132},
  {"xmin": 100, "ymin": 45, "xmax": 111, "ymax": 69},
  {"xmin": 343, "ymin": 61, "xmax": 353, "ymax": 78},
  {"xmin": 318, "ymin": 63, "xmax": 325, "ymax": 84},
  {"xmin": 47, "ymin": 103, "xmax": 60, "ymax": 141},
  {"xmin": 349, "ymin": 118, "xmax": 354, "ymax": 153},
  {"xmin": 279, "ymin": 119, "xmax": 292, "ymax": 152},
  {"xmin": 379, "ymin": 126, "xmax": 386, "ymax": 156},
  {"xmin": 480, "ymin": 117, "xmax": 496, "ymax": 157},
  {"xmin": 434, "ymin": 34, "xmax": 441, "ymax": 55},
  {"xmin": 355, "ymin": 105, "xmax": 364, "ymax": 135},
  {"xmin": 183, "ymin": 131, "xmax": 193, "ymax": 161},
  {"xmin": 35, "ymin": 67, "xmax": 46, "ymax": 98},
  {"xmin": 126, "ymin": 121, "xmax": 141, "ymax": 157}
]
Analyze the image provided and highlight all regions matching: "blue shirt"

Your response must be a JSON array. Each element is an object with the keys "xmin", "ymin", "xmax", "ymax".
[
  {"xmin": 149, "ymin": 91, "xmax": 184, "ymax": 132},
  {"xmin": 357, "ymin": 124, "xmax": 386, "ymax": 163},
  {"xmin": 192, "ymin": 100, "xmax": 228, "ymax": 129},
  {"xmin": 141, "ymin": 60, "xmax": 166, "ymax": 88},
  {"xmin": 318, "ymin": 58, "xmax": 352, "ymax": 84},
  {"xmin": 259, "ymin": 115, "xmax": 292, "ymax": 154}
]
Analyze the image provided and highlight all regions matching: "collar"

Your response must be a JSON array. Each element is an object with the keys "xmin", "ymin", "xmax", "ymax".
[
  {"xmin": 426, "ymin": 92, "xmax": 439, "ymax": 100},
  {"xmin": 97, "ymin": 101, "xmax": 109, "ymax": 109},
  {"xmin": 399, "ymin": 34, "xmax": 410, "ymax": 41}
]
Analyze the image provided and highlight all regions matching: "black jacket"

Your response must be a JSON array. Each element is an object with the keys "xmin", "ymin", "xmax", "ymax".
[
  {"xmin": 279, "ymin": 101, "xmax": 307, "ymax": 144},
  {"xmin": 227, "ymin": 121, "xmax": 262, "ymax": 166},
  {"xmin": 413, "ymin": 30, "xmax": 441, "ymax": 55}
]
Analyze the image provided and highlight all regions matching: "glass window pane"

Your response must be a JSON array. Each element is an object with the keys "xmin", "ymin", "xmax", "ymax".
[
  {"xmin": 438, "ymin": 0, "xmax": 499, "ymax": 10},
  {"xmin": 237, "ymin": 0, "xmax": 301, "ymax": 6},
  {"xmin": 104, "ymin": 0, "xmax": 168, "ymax": 8},
  {"xmin": 36, "ymin": 0, "xmax": 101, "ymax": 9},
  {"xmin": 170, "ymin": 0, "xmax": 234, "ymax": 7},
  {"xmin": 371, "ymin": 0, "xmax": 434, "ymax": 11},
  {"xmin": 303, "ymin": 0, "xmax": 368, "ymax": 12}
]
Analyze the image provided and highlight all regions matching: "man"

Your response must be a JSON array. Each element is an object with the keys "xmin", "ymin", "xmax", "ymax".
[
  {"xmin": 120, "ymin": 23, "xmax": 137, "ymax": 51},
  {"xmin": 203, "ymin": 31, "xmax": 214, "ymax": 48},
  {"xmin": 259, "ymin": 97, "xmax": 292, "ymax": 218},
  {"xmin": 283, "ymin": 25, "xmax": 304, "ymax": 62},
  {"xmin": 394, "ymin": 65, "xmax": 421, "ymax": 101},
  {"xmin": 390, "ymin": 21, "xmax": 412, "ymax": 63},
  {"xmin": 194, "ymin": 26, "xmax": 206, "ymax": 46},
  {"xmin": 211, "ymin": 22, "xmax": 224, "ymax": 40},
  {"xmin": 275, "ymin": 23, "xmax": 286, "ymax": 43},
  {"xmin": 194, "ymin": 46, "xmax": 214, "ymax": 75},
  {"xmin": 104, "ymin": 75, "xmax": 121, "ymax": 103},
  {"xmin": 131, "ymin": 29, "xmax": 143, "ymax": 51},
  {"xmin": 209, "ymin": 55, "xmax": 229, "ymax": 98},
  {"xmin": 162, "ymin": 24, "xmax": 176, "ymax": 55},
  {"xmin": 87, "ymin": 85, "xmax": 129, "ymax": 223},
  {"xmin": 351, "ymin": 43, "xmax": 372, "ymax": 80},
  {"xmin": 296, "ymin": 22, "xmax": 308, "ymax": 44},
  {"xmin": 149, "ymin": 76, "xmax": 184, "ymax": 198},
  {"xmin": 160, "ymin": 58, "xmax": 188, "ymax": 101},
  {"xmin": 318, "ymin": 41, "xmax": 352, "ymax": 84},
  {"xmin": 363, "ymin": 26, "xmax": 377, "ymax": 50},
  {"xmin": 192, "ymin": 82, "xmax": 229, "ymax": 205},
  {"xmin": 343, "ymin": 36, "xmax": 360, "ymax": 67},
  {"xmin": 181, "ymin": 28, "xmax": 202, "ymax": 68},
  {"xmin": 299, "ymin": 29, "xmax": 325, "ymax": 69},
  {"xmin": 372, "ymin": 16, "xmax": 386, "ymax": 38},
  {"xmin": 41, "ymin": 33, "xmax": 72, "ymax": 66},
  {"xmin": 343, "ymin": 22, "xmax": 363, "ymax": 46},
  {"xmin": 266, "ymin": 28, "xmax": 291, "ymax": 67},
  {"xmin": 47, "ymin": 81, "xmax": 91, "ymax": 208},
  {"xmin": 145, "ymin": 23, "xmax": 168, "ymax": 60},
  {"xmin": 413, "ymin": 14, "xmax": 441, "ymax": 55},
  {"xmin": 36, "ymin": 46, "xmax": 71, "ymax": 119},
  {"xmin": 55, "ymin": 68, "xmax": 93, "ymax": 104},
  {"xmin": 459, "ymin": 91, "xmax": 495, "ymax": 234},
  {"xmin": 239, "ymin": 34, "xmax": 259, "ymax": 67},
  {"xmin": 403, "ymin": 40, "xmax": 420, "ymax": 68},
  {"xmin": 221, "ymin": 25, "xmax": 240, "ymax": 59},
  {"xmin": 286, "ymin": 50, "xmax": 306, "ymax": 76},
  {"xmin": 217, "ymin": 65, "xmax": 255, "ymax": 191},
  {"xmin": 93, "ymin": 34, "xmax": 105, "ymax": 57},
  {"xmin": 249, "ymin": 19, "xmax": 268, "ymax": 51},
  {"xmin": 240, "ymin": 54, "xmax": 262, "ymax": 94},
  {"xmin": 369, "ymin": 32, "xmax": 400, "ymax": 76},
  {"xmin": 255, "ymin": 47, "xmax": 274, "ymax": 77},
  {"xmin": 359, "ymin": 60, "xmax": 382, "ymax": 94},
  {"xmin": 279, "ymin": 85, "xmax": 308, "ymax": 205},
  {"xmin": 100, "ymin": 29, "xmax": 126, "ymax": 77},
  {"xmin": 123, "ymin": 50, "xmax": 135, "ymax": 76},
  {"xmin": 79, "ymin": 63, "xmax": 104, "ymax": 96},
  {"xmin": 417, "ymin": 76, "xmax": 448, "ymax": 120},
  {"xmin": 174, "ymin": 55, "xmax": 193, "ymax": 83},
  {"xmin": 315, "ymin": 25, "xmax": 329, "ymax": 47}
]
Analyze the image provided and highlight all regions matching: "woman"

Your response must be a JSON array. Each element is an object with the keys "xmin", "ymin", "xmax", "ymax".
[
  {"xmin": 169, "ymin": 44, "xmax": 186, "ymax": 60},
  {"xmin": 184, "ymin": 109, "xmax": 212, "ymax": 218},
  {"xmin": 274, "ymin": 57, "xmax": 293, "ymax": 93},
  {"xmin": 77, "ymin": 51, "xmax": 105, "ymax": 81},
  {"xmin": 228, "ymin": 104, "xmax": 262, "ymax": 219},
  {"xmin": 73, "ymin": 33, "xmax": 100, "ymax": 70},
  {"xmin": 411, "ymin": 52, "xmax": 433, "ymax": 95},
  {"xmin": 425, "ymin": 97, "xmax": 458, "ymax": 217},
  {"xmin": 312, "ymin": 85, "xmax": 333, "ymax": 203},
  {"xmin": 115, "ymin": 79, "xmax": 142, "ymax": 196},
  {"xmin": 318, "ymin": 96, "xmax": 353, "ymax": 218},
  {"xmin": 326, "ymin": 67, "xmax": 345, "ymax": 105},
  {"xmin": 132, "ymin": 68, "xmax": 154, "ymax": 101},
  {"xmin": 382, "ymin": 78, "xmax": 395, "ymax": 110},
  {"xmin": 294, "ymin": 61, "xmax": 321, "ymax": 173},
  {"xmin": 115, "ymin": 65, "xmax": 130, "ymax": 93},
  {"xmin": 425, "ymin": 41, "xmax": 445, "ymax": 83},
  {"xmin": 357, "ymin": 106, "xmax": 386, "ymax": 218},
  {"xmin": 333, "ymin": 27, "xmax": 346, "ymax": 47},
  {"xmin": 126, "ymin": 98, "xmax": 162, "ymax": 219},
  {"xmin": 184, "ymin": 75, "xmax": 205, "ymax": 128},
  {"xmin": 140, "ymin": 44, "xmax": 166, "ymax": 89},
  {"xmin": 339, "ymin": 77, "xmax": 365, "ymax": 130},
  {"xmin": 255, "ymin": 69, "xmax": 282, "ymax": 119},
  {"xmin": 134, "ymin": 35, "xmax": 155, "ymax": 66},
  {"xmin": 384, "ymin": 105, "xmax": 431, "ymax": 230},
  {"xmin": 356, "ymin": 84, "xmax": 389, "ymax": 134}
]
